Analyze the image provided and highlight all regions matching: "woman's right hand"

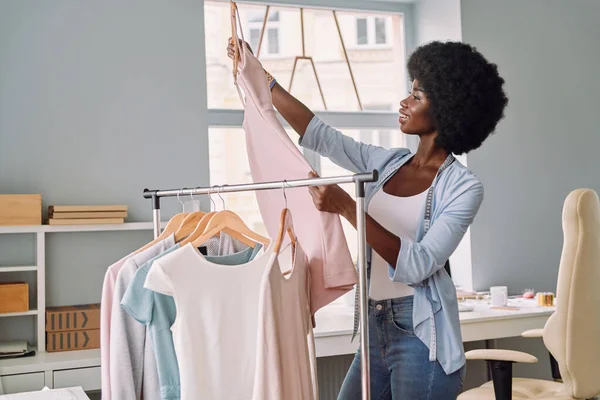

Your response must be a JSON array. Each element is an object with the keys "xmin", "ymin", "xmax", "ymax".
[{"xmin": 227, "ymin": 38, "xmax": 253, "ymax": 61}]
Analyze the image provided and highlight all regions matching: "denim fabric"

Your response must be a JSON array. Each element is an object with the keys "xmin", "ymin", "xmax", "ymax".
[{"xmin": 338, "ymin": 297, "xmax": 464, "ymax": 400}]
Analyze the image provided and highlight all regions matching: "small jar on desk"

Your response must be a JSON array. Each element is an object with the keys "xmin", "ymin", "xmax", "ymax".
[{"xmin": 536, "ymin": 292, "xmax": 555, "ymax": 306}]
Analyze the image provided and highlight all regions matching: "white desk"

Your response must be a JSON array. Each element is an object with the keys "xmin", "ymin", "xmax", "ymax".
[{"xmin": 313, "ymin": 298, "xmax": 555, "ymax": 358}]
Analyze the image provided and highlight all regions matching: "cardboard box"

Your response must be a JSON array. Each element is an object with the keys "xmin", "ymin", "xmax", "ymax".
[
  {"xmin": 46, "ymin": 304, "xmax": 100, "ymax": 332},
  {"xmin": 0, "ymin": 282, "xmax": 29, "ymax": 314},
  {"xmin": 0, "ymin": 194, "xmax": 42, "ymax": 226},
  {"xmin": 46, "ymin": 329, "xmax": 100, "ymax": 352}
]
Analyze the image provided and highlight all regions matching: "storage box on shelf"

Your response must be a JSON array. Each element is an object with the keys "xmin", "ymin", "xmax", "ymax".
[
  {"xmin": 0, "ymin": 282, "xmax": 29, "ymax": 314},
  {"xmin": 0, "ymin": 195, "xmax": 42, "ymax": 226},
  {"xmin": 45, "ymin": 304, "xmax": 100, "ymax": 333},
  {"xmin": 46, "ymin": 304, "xmax": 101, "ymax": 352}
]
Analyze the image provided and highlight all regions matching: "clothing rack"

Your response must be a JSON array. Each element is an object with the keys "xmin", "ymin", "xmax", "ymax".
[{"xmin": 143, "ymin": 170, "xmax": 379, "ymax": 400}]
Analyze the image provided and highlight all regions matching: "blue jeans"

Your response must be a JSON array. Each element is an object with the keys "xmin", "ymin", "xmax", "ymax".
[{"xmin": 338, "ymin": 296, "xmax": 464, "ymax": 400}]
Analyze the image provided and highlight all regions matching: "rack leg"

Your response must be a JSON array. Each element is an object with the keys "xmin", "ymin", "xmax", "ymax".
[
  {"xmin": 356, "ymin": 183, "xmax": 371, "ymax": 400},
  {"xmin": 152, "ymin": 194, "xmax": 161, "ymax": 239}
]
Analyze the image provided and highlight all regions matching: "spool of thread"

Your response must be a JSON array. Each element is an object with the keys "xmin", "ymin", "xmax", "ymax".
[{"xmin": 536, "ymin": 292, "xmax": 555, "ymax": 306}]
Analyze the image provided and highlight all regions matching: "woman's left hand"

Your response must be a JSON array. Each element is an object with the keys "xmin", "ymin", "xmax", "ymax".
[{"xmin": 307, "ymin": 171, "xmax": 354, "ymax": 217}]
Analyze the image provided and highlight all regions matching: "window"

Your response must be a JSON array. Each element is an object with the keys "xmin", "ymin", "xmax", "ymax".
[
  {"xmin": 356, "ymin": 18, "xmax": 368, "ymax": 45},
  {"xmin": 205, "ymin": 2, "xmax": 405, "ymax": 111},
  {"xmin": 249, "ymin": 29, "xmax": 260, "ymax": 52},
  {"xmin": 247, "ymin": 10, "xmax": 280, "ymax": 56},
  {"xmin": 375, "ymin": 18, "xmax": 387, "ymax": 44},
  {"xmin": 354, "ymin": 16, "xmax": 390, "ymax": 47},
  {"xmin": 267, "ymin": 28, "xmax": 279, "ymax": 54}
]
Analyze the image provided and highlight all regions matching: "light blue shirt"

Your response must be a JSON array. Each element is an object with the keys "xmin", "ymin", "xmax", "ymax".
[
  {"xmin": 300, "ymin": 116, "xmax": 484, "ymax": 375},
  {"xmin": 121, "ymin": 244, "xmax": 263, "ymax": 400}
]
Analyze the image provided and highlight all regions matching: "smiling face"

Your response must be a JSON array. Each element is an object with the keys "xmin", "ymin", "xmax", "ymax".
[{"xmin": 399, "ymin": 80, "xmax": 436, "ymax": 136}]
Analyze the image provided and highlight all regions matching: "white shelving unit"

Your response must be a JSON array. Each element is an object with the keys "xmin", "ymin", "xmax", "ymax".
[
  {"xmin": 0, "ymin": 222, "xmax": 156, "ymax": 234},
  {"xmin": 0, "ymin": 222, "xmax": 162, "ymax": 394},
  {"xmin": 0, "ymin": 222, "xmax": 156, "ymax": 354}
]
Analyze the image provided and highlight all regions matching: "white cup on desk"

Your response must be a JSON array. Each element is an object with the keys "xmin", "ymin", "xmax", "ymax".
[{"xmin": 490, "ymin": 286, "xmax": 508, "ymax": 307}]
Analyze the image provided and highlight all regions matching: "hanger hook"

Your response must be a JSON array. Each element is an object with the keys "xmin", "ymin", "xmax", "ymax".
[
  {"xmin": 208, "ymin": 186, "xmax": 216, "ymax": 211},
  {"xmin": 190, "ymin": 188, "xmax": 201, "ymax": 211},
  {"xmin": 177, "ymin": 189, "xmax": 185, "ymax": 211},
  {"xmin": 189, "ymin": 189, "xmax": 196, "ymax": 207},
  {"xmin": 217, "ymin": 185, "xmax": 226, "ymax": 210},
  {"xmin": 282, "ymin": 180, "xmax": 289, "ymax": 209}
]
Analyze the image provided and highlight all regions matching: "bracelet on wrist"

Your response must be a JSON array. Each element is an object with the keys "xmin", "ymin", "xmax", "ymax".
[{"xmin": 265, "ymin": 70, "xmax": 276, "ymax": 90}]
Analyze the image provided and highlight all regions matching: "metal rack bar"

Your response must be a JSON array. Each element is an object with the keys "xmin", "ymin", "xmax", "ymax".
[{"xmin": 143, "ymin": 169, "xmax": 378, "ymax": 399}]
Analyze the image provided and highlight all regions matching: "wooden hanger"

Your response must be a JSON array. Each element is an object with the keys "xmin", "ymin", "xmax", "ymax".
[
  {"xmin": 179, "ymin": 211, "xmax": 217, "ymax": 246},
  {"xmin": 174, "ymin": 211, "xmax": 206, "ymax": 242},
  {"xmin": 191, "ymin": 210, "xmax": 270, "ymax": 249},
  {"xmin": 134, "ymin": 212, "xmax": 188, "ymax": 254},
  {"xmin": 274, "ymin": 208, "xmax": 297, "ymax": 276},
  {"xmin": 274, "ymin": 208, "xmax": 296, "ymax": 253}
]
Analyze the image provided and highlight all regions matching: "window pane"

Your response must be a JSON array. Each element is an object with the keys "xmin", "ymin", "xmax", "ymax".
[
  {"xmin": 249, "ymin": 10, "xmax": 264, "ymax": 23},
  {"xmin": 356, "ymin": 18, "xmax": 368, "ymax": 45},
  {"xmin": 249, "ymin": 28, "xmax": 260, "ymax": 53},
  {"xmin": 205, "ymin": 1, "xmax": 406, "ymax": 112},
  {"xmin": 375, "ymin": 17, "xmax": 387, "ymax": 44},
  {"xmin": 269, "ymin": 11, "xmax": 280, "ymax": 22},
  {"xmin": 268, "ymin": 28, "xmax": 279, "ymax": 54}
]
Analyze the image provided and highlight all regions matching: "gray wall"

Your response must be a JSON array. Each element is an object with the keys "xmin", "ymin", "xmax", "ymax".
[
  {"xmin": 462, "ymin": 0, "xmax": 600, "ymax": 293},
  {"xmin": 414, "ymin": 0, "xmax": 461, "ymax": 45},
  {"xmin": 0, "ymin": 0, "xmax": 210, "ymax": 344}
]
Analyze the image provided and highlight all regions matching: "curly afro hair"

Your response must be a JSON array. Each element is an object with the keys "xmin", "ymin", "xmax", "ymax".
[{"xmin": 407, "ymin": 41, "xmax": 508, "ymax": 154}]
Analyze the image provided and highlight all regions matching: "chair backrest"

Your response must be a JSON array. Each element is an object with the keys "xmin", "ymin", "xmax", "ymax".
[{"xmin": 544, "ymin": 188, "xmax": 600, "ymax": 399}]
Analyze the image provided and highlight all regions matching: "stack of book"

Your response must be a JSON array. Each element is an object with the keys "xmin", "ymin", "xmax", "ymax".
[{"xmin": 47, "ymin": 205, "xmax": 127, "ymax": 225}]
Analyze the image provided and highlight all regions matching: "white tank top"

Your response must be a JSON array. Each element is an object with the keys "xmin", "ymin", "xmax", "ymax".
[{"xmin": 368, "ymin": 187, "xmax": 428, "ymax": 300}]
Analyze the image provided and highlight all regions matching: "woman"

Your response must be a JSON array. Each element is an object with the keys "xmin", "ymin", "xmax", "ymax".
[{"xmin": 227, "ymin": 39, "xmax": 507, "ymax": 399}]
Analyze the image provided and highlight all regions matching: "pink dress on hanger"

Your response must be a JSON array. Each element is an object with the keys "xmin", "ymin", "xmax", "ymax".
[{"xmin": 232, "ymin": 13, "xmax": 357, "ymax": 313}]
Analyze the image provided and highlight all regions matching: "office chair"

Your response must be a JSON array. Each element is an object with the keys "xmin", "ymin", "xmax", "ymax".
[{"xmin": 458, "ymin": 188, "xmax": 600, "ymax": 400}]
